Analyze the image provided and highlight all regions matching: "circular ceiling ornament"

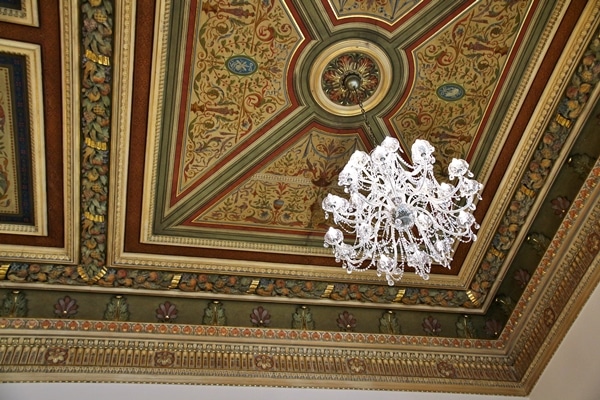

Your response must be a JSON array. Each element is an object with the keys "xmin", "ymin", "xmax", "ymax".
[
  {"xmin": 310, "ymin": 40, "xmax": 392, "ymax": 116},
  {"xmin": 322, "ymin": 53, "xmax": 380, "ymax": 106}
]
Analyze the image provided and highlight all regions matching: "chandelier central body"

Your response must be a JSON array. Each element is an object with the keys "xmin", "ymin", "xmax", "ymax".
[{"xmin": 322, "ymin": 137, "xmax": 482, "ymax": 285}]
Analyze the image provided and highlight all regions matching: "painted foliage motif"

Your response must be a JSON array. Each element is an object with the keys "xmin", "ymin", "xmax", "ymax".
[
  {"xmin": 391, "ymin": 0, "xmax": 533, "ymax": 173},
  {"xmin": 78, "ymin": 0, "xmax": 113, "ymax": 281},
  {"xmin": 177, "ymin": 0, "xmax": 304, "ymax": 195},
  {"xmin": 193, "ymin": 130, "xmax": 361, "ymax": 232}
]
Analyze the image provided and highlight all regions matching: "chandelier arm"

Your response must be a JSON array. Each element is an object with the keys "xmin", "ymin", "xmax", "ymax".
[
  {"xmin": 393, "ymin": 153, "xmax": 413, "ymax": 171},
  {"xmin": 434, "ymin": 219, "xmax": 475, "ymax": 239},
  {"xmin": 347, "ymin": 239, "xmax": 373, "ymax": 271}
]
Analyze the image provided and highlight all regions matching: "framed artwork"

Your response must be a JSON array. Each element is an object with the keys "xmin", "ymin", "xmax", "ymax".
[
  {"xmin": 0, "ymin": 38, "xmax": 46, "ymax": 236},
  {"xmin": 0, "ymin": 0, "xmax": 39, "ymax": 26}
]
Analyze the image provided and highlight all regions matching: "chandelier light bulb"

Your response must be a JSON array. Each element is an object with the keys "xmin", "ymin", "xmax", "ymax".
[{"xmin": 322, "ymin": 137, "xmax": 482, "ymax": 285}]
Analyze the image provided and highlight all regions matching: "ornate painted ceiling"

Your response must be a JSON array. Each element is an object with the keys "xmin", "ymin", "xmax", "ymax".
[{"xmin": 0, "ymin": 0, "xmax": 599, "ymax": 395}]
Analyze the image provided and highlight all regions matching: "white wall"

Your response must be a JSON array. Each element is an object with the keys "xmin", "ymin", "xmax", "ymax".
[
  {"xmin": 0, "ymin": 383, "xmax": 522, "ymax": 400},
  {"xmin": 529, "ymin": 282, "xmax": 600, "ymax": 400}
]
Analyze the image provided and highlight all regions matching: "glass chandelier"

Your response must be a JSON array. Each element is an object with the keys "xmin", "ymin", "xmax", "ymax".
[{"xmin": 322, "ymin": 76, "xmax": 482, "ymax": 286}]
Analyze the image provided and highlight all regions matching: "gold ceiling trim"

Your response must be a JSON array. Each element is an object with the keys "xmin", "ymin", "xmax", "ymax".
[
  {"xmin": 0, "ymin": 39, "xmax": 47, "ymax": 237},
  {"xmin": 0, "ymin": 264, "xmax": 9, "ymax": 280}
]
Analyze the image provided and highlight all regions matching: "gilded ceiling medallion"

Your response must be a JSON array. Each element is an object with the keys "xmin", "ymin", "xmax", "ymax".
[
  {"xmin": 321, "ymin": 52, "xmax": 380, "ymax": 106},
  {"xmin": 310, "ymin": 40, "xmax": 392, "ymax": 116}
]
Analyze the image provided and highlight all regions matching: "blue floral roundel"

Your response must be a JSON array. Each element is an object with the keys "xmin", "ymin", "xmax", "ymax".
[
  {"xmin": 436, "ymin": 83, "xmax": 465, "ymax": 101},
  {"xmin": 226, "ymin": 56, "xmax": 258, "ymax": 75}
]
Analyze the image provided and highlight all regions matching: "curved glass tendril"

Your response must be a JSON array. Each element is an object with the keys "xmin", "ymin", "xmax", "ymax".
[{"xmin": 322, "ymin": 137, "xmax": 482, "ymax": 286}]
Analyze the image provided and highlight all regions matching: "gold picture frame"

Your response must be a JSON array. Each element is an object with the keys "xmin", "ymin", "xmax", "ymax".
[
  {"xmin": 0, "ymin": 39, "xmax": 46, "ymax": 236},
  {"xmin": 0, "ymin": 0, "xmax": 39, "ymax": 27}
]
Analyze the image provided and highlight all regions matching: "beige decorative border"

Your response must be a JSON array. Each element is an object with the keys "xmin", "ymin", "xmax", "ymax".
[
  {"xmin": 0, "ymin": 328, "xmax": 521, "ymax": 394},
  {"xmin": 58, "ymin": 0, "xmax": 80, "ymax": 264},
  {"xmin": 510, "ymin": 161, "xmax": 600, "ymax": 393},
  {"xmin": 106, "ymin": 0, "xmax": 135, "ymax": 266},
  {"xmin": 0, "ymin": 0, "xmax": 79, "ymax": 264},
  {"xmin": 325, "ymin": 0, "xmax": 426, "ymax": 27},
  {"xmin": 0, "ymin": 0, "xmax": 39, "ymax": 27},
  {"xmin": 0, "ymin": 39, "xmax": 46, "ymax": 236}
]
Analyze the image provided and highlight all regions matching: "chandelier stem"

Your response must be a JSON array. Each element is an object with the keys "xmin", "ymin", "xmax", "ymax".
[{"xmin": 352, "ymin": 88, "xmax": 378, "ymax": 146}]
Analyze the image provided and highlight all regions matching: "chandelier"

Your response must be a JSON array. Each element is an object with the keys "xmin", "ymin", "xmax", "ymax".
[{"xmin": 322, "ymin": 74, "xmax": 482, "ymax": 286}]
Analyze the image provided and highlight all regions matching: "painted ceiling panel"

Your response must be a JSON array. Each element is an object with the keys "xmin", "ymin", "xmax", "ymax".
[
  {"xmin": 152, "ymin": 0, "xmax": 542, "ymax": 252},
  {"xmin": 172, "ymin": 0, "xmax": 306, "ymax": 199},
  {"xmin": 390, "ymin": 0, "xmax": 536, "ymax": 169},
  {"xmin": 0, "ymin": 41, "xmax": 44, "ymax": 231},
  {"xmin": 0, "ymin": 1, "xmax": 78, "ymax": 262},
  {"xmin": 0, "ymin": 52, "xmax": 29, "ymax": 218},
  {"xmin": 325, "ymin": 0, "xmax": 430, "ymax": 26},
  {"xmin": 189, "ymin": 129, "xmax": 364, "ymax": 238}
]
